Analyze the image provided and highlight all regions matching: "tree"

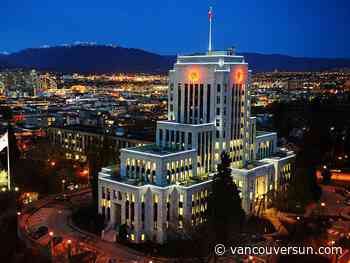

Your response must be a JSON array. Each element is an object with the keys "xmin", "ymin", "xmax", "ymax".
[
  {"xmin": 87, "ymin": 136, "xmax": 116, "ymax": 211},
  {"xmin": 118, "ymin": 224, "xmax": 128, "ymax": 241},
  {"xmin": 207, "ymin": 152, "xmax": 245, "ymax": 244},
  {"xmin": 0, "ymin": 106, "xmax": 13, "ymax": 122},
  {"xmin": 321, "ymin": 168, "xmax": 332, "ymax": 185},
  {"xmin": 86, "ymin": 142, "xmax": 102, "ymax": 212}
]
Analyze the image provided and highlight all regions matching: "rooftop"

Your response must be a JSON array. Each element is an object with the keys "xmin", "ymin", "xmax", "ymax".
[
  {"xmin": 243, "ymin": 161, "xmax": 270, "ymax": 170},
  {"xmin": 256, "ymin": 130, "xmax": 276, "ymax": 137},
  {"xmin": 99, "ymin": 165, "xmax": 209, "ymax": 188},
  {"xmin": 268, "ymin": 149, "xmax": 295, "ymax": 159},
  {"xmin": 176, "ymin": 50, "xmax": 246, "ymax": 65},
  {"xmin": 124, "ymin": 144, "xmax": 194, "ymax": 157}
]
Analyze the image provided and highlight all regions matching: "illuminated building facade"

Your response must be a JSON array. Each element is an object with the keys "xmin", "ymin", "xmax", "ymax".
[
  {"xmin": 98, "ymin": 49, "xmax": 295, "ymax": 244},
  {"xmin": 48, "ymin": 126, "xmax": 149, "ymax": 163}
]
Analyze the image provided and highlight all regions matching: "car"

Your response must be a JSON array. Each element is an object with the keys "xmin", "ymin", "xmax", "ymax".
[
  {"xmin": 52, "ymin": 236, "xmax": 63, "ymax": 246},
  {"xmin": 32, "ymin": 226, "xmax": 48, "ymax": 240},
  {"xmin": 67, "ymin": 184, "xmax": 76, "ymax": 191},
  {"xmin": 55, "ymin": 194, "xmax": 69, "ymax": 201}
]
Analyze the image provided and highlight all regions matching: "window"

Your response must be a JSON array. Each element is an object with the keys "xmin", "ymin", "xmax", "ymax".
[
  {"xmin": 179, "ymin": 207, "xmax": 183, "ymax": 215},
  {"xmin": 216, "ymin": 108, "xmax": 220, "ymax": 115},
  {"xmin": 125, "ymin": 200, "xmax": 129, "ymax": 220},
  {"xmin": 159, "ymin": 129, "xmax": 163, "ymax": 143},
  {"xmin": 188, "ymin": 132, "xmax": 192, "ymax": 145},
  {"xmin": 153, "ymin": 194, "xmax": 158, "ymax": 226},
  {"xmin": 179, "ymin": 220, "xmax": 183, "ymax": 229},
  {"xmin": 177, "ymin": 84, "xmax": 182, "ymax": 122},
  {"xmin": 217, "ymin": 84, "xmax": 221, "ymax": 93},
  {"xmin": 207, "ymin": 84, "xmax": 211, "ymax": 122}
]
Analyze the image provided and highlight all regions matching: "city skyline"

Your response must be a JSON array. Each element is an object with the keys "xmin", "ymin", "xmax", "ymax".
[
  {"xmin": 1, "ymin": 0, "xmax": 349, "ymax": 58},
  {"xmin": 1, "ymin": 2, "xmax": 350, "ymax": 262}
]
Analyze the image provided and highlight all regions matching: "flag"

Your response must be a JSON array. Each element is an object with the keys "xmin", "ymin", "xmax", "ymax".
[
  {"xmin": 208, "ymin": 7, "xmax": 213, "ymax": 21},
  {"xmin": 0, "ymin": 132, "xmax": 8, "ymax": 152}
]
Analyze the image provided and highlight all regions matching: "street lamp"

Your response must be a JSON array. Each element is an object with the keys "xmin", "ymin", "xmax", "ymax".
[
  {"xmin": 49, "ymin": 231, "xmax": 54, "ymax": 258},
  {"xmin": 67, "ymin": 239, "xmax": 72, "ymax": 260},
  {"xmin": 61, "ymin": 179, "xmax": 66, "ymax": 193}
]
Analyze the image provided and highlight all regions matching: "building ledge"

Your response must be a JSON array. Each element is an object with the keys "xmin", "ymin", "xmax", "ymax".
[
  {"xmin": 121, "ymin": 144, "xmax": 196, "ymax": 158},
  {"xmin": 99, "ymin": 167, "xmax": 210, "ymax": 189}
]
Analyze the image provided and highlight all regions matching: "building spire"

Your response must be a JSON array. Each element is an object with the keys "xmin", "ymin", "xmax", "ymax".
[{"xmin": 208, "ymin": 7, "xmax": 213, "ymax": 53}]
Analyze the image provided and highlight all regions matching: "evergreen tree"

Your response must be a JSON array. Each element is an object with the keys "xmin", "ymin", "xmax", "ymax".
[
  {"xmin": 207, "ymin": 152, "xmax": 245, "ymax": 243},
  {"xmin": 87, "ymin": 136, "xmax": 116, "ymax": 211}
]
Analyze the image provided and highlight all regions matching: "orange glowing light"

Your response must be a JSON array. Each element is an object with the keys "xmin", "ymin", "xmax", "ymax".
[
  {"xmin": 188, "ymin": 70, "xmax": 200, "ymax": 82},
  {"xmin": 234, "ymin": 68, "xmax": 244, "ymax": 84}
]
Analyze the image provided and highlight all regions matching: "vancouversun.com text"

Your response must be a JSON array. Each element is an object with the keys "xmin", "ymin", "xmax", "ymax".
[{"xmin": 214, "ymin": 244, "xmax": 343, "ymax": 257}]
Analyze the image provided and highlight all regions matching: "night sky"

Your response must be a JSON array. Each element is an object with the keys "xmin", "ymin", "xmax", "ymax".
[{"xmin": 1, "ymin": 0, "xmax": 349, "ymax": 58}]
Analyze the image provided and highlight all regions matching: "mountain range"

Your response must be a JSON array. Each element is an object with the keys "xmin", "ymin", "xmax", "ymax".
[{"xmin": 0, "ymin": 44, "xmax": 349, "ymax": 74}]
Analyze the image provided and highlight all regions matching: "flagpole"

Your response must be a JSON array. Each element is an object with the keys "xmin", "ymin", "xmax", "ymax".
[
  {"xmin": 6, "ymin": 132, "xmax": 10, "ymax": 190},
  {"xmin": 208, "ymin": 7, "xmax": 212, "ymax": 53}
]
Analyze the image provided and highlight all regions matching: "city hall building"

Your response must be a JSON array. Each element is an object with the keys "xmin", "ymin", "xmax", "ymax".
[{"xmin": 98, "ymin": 49, "xmax": 295, "ymax": 244}]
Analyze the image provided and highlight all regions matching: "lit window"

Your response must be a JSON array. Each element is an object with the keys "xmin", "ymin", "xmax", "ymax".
[
  {"xmin": 153, "ymin": 194, "xmax": 158, "ymax": 203},
  {"xmin": 179, "ymin": 194, "xmax": 184, "ymax": 202},
  {"xmin": 141, "ymin": 234, "xmax": 145, "ymax": 241},
  {"xmin": 179, "ymin": 220, "xmax": 183, "ymax": 229},
  {"xmin": 179, "ymin": 207, "xmax": 183, "ymax": 215}
]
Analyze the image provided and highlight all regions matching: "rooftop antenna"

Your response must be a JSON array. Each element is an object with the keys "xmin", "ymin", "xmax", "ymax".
[{"xmin": 208, "ymin": 7, "xmax": 213, "ymax": 53}]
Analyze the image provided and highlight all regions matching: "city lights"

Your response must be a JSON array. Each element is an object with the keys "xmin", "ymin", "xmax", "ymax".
[{"xmin": 0, "ymin": 3, "xmax": 349, "ymax": 262}]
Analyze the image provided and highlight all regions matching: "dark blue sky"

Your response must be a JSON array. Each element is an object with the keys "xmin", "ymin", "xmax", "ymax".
[{"xmin": 1, "ymin": 0, "xmax": 349, "ymax": 58}]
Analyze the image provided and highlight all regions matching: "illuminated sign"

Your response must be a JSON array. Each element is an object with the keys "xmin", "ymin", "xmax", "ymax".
[
  {"xmin": 234, "ymin": 68, "xmax": 244, "ymax": 84},
  {"xmin": 188, "ymin": 70, "xmax": 200, "ymax": 83}
]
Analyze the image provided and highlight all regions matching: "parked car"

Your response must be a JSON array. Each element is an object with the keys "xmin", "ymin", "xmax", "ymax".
[
  {"xmin": 55, "ymin": 194, "xmax": 69, "ymax": 201},
  {"xmin": 32, "ymin": 226, "xmax": 48, "ymax": 240},
  {"xmin": 52, "ymin": 236, "xmax": 63, "ymax": 246}
]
